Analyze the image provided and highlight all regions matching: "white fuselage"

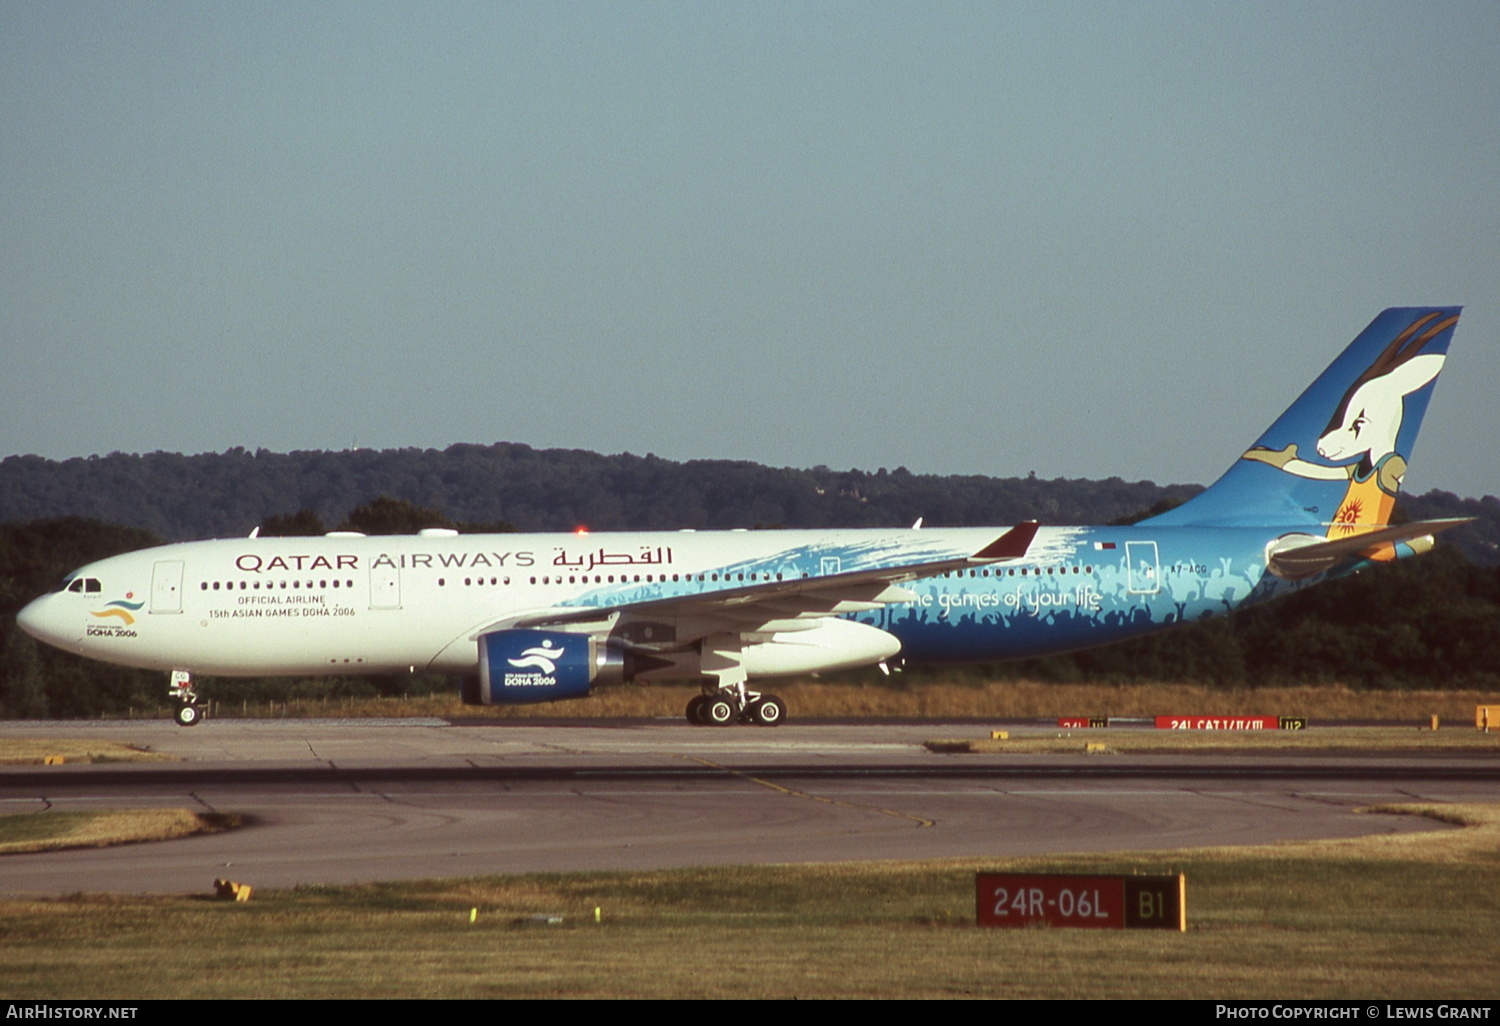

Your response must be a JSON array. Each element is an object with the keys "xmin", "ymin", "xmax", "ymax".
[{"xmin": 16, "ymin": 523, "xmax": 1283, "ymax": 682}]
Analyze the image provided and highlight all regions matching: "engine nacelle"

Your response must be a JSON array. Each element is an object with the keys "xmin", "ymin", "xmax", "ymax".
[
  {"xmin": 467, "ymin": 629, "xmax": 626, "ymax": 705},
  {"xmin": 740, "ymin": 618, "xmax": 901, "ymax": 676}
]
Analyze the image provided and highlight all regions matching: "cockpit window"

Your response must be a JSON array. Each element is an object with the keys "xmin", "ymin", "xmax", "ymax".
[
  {"xmin": 62, "ymin": 578, "xmax": 102, "ymax": 594},
  {"xmin": 64, "ymin": 578, "xmax": 83, "ymax": 593},
  {"xmin": 85, "ymin": 578, "xmax": 101, "ymax": 593}
]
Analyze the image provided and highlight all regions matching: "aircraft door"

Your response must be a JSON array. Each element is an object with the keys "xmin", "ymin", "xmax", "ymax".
[
  {"xmin": 370, "ymin": 567, "xmax": 401, "ymax": 610},
  {"xmin": 1125, "ymin": 541, "xmax": 1160, "ymax": 595},
  {"xmin": 151, "ymin": 561, "xmax": 184, "ymax": 613}
]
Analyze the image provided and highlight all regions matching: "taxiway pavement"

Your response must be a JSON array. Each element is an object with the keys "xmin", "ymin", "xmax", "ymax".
[{"xmin": 1, "ymin": 719, "xmax": 1493, "ymax": 894}]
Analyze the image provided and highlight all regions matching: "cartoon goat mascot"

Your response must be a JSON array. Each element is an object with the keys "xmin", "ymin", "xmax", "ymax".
[{"xmin": 1241, "ymin": 312, "xmax": 1453, "ymax": 560}]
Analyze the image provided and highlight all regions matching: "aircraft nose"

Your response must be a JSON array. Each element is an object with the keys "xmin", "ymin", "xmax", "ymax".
[{"xmin": 16, "ymin": 595, "xmax": 63, "ymax": 646}]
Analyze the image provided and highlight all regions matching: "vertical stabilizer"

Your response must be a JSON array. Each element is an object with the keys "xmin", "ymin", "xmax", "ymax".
[{"xmin": 1142, "ymin": 307, "xmax": 1460, "ymax": 530}]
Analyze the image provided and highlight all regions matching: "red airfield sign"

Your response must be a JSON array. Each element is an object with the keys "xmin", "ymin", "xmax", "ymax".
[{"xmin": 976, "ymin": 873, "xmax": 1185, "ymax": 930}]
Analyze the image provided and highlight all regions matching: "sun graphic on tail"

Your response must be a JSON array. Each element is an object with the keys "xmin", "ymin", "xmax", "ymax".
[{"xmin": 1330, "ymin": 498, "xmax": 1365, "ymax": 535}]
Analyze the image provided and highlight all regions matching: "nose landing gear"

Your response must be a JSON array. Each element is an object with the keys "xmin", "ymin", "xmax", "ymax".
[{"xmin": 169, "ymin": 669, "xmax": 204, "ymax": 727}]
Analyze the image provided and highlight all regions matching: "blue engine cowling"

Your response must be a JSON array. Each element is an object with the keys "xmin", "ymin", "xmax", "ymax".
[{"xmin": 467, "ymin": 629, "xmax": 624, "ymax": 705}]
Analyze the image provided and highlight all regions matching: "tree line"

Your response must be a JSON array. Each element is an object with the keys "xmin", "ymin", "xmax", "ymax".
[{"xmin": 5, "ymin": 443, "xmax": 1494, "ymax": 562}]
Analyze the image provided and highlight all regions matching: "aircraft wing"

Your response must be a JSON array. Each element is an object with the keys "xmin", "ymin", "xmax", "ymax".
[{"xmin": 498, "ymin": 520, "xmax": 1039, "ymax": 645}]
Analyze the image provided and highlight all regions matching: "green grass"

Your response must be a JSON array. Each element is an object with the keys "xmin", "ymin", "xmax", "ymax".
[{"xmin": 2, "ymin": 805, "xmax": 1497, "ymax": 998}]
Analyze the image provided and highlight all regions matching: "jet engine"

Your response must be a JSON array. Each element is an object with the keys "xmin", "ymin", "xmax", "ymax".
[{"xmin": 464, "ymin": 629, "xmax": 628, "ymax": 705}]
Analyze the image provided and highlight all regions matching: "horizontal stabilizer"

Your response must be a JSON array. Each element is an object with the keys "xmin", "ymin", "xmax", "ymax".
[{"xmin": 1265, "ymin": 518, "xmax": 1472, "ymax": 579}]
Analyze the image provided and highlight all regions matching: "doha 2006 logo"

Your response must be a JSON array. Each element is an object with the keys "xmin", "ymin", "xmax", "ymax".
[{"xmin": 506, "ymin": 640, "xmax": 564, "ymax": 675}]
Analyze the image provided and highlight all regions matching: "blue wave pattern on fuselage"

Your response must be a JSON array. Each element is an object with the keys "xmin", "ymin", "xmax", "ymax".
[
  {"xmin": 558, "ymin": 534, "xmax": 977, "ymax": 610},
  {"xmin": 547, "ymin": 526, "xmax": 1293, "ymax": 665},
  {"xmin": 864, "ymin": 527, "xmax": 1281, "ymax": 662}
]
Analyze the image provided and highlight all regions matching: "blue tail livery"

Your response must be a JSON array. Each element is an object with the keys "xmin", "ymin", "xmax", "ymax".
[{"xmin": 18, "ymin": 308, "xmax": 1469, "ymax": 726}]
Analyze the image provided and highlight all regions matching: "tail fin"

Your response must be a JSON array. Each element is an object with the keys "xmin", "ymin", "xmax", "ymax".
[{"xmin": 1142, "ymin": 307, "xmax": 1461, "ymax": 530}]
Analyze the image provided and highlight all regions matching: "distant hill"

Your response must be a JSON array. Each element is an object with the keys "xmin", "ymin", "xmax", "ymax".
[{"xmin": 2, "ymin": 443, "xmax": 1495, "ymax": 563}]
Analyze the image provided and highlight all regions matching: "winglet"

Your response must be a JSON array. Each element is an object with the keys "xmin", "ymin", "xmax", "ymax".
[{"xmin": 972, "ymin": 520, "xmax": 1039, "ymax": 561}]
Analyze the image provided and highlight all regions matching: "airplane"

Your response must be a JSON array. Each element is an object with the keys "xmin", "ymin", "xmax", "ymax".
[{"xmin": 17, "ymin": 307, "xmax": 1470, "ymax": 728}]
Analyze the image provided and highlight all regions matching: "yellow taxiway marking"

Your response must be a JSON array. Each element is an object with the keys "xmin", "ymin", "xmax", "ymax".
[{"xmin": 683, "ymin": 754, "xmax": 934, "ymax": 828}]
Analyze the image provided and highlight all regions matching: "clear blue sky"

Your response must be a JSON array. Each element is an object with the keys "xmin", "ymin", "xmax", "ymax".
[{"xmin": 4, "ymin": 2, "xmax": 1497, "ymax": 499}]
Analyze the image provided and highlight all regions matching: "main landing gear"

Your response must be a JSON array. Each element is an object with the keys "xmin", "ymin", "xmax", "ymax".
[
  {"xmin": 685, "ymin": 689, "xmax": 786, "ymax": 727},
  {"xmin": 687, "ymin": 634, "xmax": 784, "ymax": 726},
  {"xmin": 169, "ymin": 669, "xmax": 204, "ymax": 728}
]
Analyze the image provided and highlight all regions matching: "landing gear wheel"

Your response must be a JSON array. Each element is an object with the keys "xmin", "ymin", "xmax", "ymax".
[
  {"xmin": 685, "ymin": 695, "xmax": 709, "ymax": 725},
  {"xmin": 704, "ymin": 696, "xmax": 737, "ymax": 726},
  {"xmin": 173, "ymin": 702, "xmax": 203, "ymax": 728},
  {"xmin": 747, "ymin": 694, "xmax": 785, "ymax": 727}
]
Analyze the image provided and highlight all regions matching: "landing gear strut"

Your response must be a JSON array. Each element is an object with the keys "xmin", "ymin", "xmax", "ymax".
[
  {"xmin": 685, "ymin": 688, "xmax": 786, "ymax": 727},
  {"xmin": 684, "ymin": 634, "xmax": 786, "ymax": 726},
  {"xmin": 169, "ymin": 669, "xmax": 203, "ymax": 728}
]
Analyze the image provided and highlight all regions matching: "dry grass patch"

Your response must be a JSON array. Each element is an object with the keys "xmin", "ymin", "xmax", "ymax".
[
  {"xmin": 0, "ymin": 809, "xmax": 237, "ymax": 854},
  {"xmin": 0, "ymin": 805, "xmax": 1496, "ymax": 998},
  {"xmin": 202, "ymin": 681, "xmax": 1500, "ymax": 724},
  {"xmin": 933, "ymin": 726, "xmax": 1500, "ymax": 754},
  {"xmin": 0, "ymin": 738, "xmax": 174, "ymax": 765}
]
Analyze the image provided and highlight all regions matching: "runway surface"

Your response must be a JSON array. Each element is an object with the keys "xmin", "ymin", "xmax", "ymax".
[{"xmin": 1, "ymin": 719, "xmax": 1495, "ymax": 895}]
